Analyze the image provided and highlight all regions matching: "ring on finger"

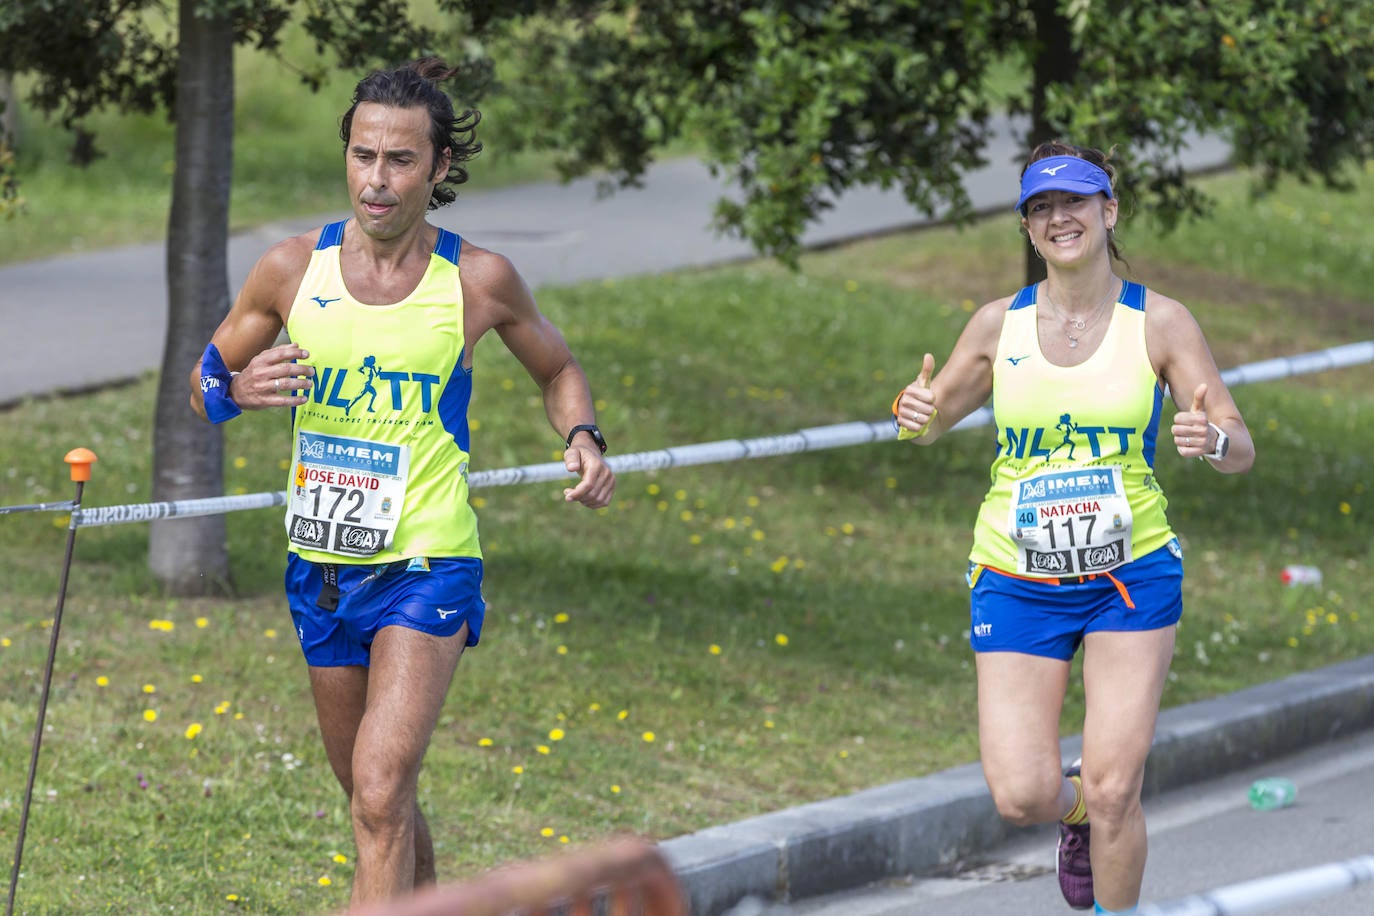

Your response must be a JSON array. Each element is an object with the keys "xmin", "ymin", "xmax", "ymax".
[
  {"xmin": 274, "ymin": 378, "xmax": 280, "ymax": 392},
  {"xmin": 1184, "ymin": 436, "xmax": 1190, "ymax": 446}
]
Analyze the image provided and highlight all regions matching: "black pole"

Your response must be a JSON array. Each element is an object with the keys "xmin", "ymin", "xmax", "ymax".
[{"xmin": 8, "ymin": 451, "xmax": 92, "ymax": 916}]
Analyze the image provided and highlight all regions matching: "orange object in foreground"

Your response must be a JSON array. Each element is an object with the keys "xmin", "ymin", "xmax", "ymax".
[
  {"xmin": 63, "ymin": 448, "xmax": 98, "ymax": 482},
  {"xmin": 347, "ymin": 836, "xmax": 688, "ymax": 916}
]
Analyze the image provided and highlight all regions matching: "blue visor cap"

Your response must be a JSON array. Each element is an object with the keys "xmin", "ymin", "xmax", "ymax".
[{"xmin": 1015, "ymin": 156, "xmax": 1113, "ymax": 213}]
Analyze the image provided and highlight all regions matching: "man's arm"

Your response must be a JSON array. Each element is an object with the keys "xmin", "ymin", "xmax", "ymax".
[
  {"xmin": 189, "ymin": 236, "xmax": 316, "ymax": 422},
  {"xmin": 461, "ymin": 245, "xmax": 615, "ymax": 509}
]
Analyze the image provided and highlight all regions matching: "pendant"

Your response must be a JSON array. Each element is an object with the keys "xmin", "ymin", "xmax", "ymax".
[
  {"xmin": 1072, "ymin": 318, "xmax": 1086, "ymax": 330},
  {"xmin": 1068, "ymin": 336, "xmax": 1079, "ymax": 348}
]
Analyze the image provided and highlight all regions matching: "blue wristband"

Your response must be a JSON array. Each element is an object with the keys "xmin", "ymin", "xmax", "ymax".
[{"xmin": 199, "ymin": 343, "xmax": 242, "ymax": 424}]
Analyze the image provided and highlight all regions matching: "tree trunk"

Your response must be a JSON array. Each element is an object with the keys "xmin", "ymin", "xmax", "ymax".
[
  {"xmin": 0, "ymin": 73, "xmax": 17, "ymax": 147},
  {"xmin": 149, "ymin": 0, "xmax": 234, "ymax": 594},
  {"xmin": 1023, "ymin": 0, "xmax": 1077, "ymax": 287}
]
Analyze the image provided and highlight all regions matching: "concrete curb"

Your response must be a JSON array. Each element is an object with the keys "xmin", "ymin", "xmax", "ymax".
[{"xmin": 661, "ymin": 654, "xmax": 1374, "ymax": 915}]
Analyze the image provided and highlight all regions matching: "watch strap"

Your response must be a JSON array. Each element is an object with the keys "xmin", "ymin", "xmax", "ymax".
[{"xmin": 566, "ymin": 423, "xmax": 607, "ymax": 454}]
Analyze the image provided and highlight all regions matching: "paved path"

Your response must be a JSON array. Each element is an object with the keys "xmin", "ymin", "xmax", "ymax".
[
  {"xmin": 755, "ymin": 728, "xmax": 1374, "ymax": 915},
  {"xmin": 0, "ymin": 119, "xmax": 1229, "ymax": 406}
]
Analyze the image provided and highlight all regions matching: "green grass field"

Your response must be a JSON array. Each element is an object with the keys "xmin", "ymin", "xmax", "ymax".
[{"xmin": 0, "ymin": 159, "xmax": 1371, "ymax": 911}]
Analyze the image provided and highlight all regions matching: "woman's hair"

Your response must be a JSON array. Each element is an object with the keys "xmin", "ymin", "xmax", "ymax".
[
  {"xmin": 340, "ymin": 57, "xmax": 483, "ymax": 210},
  {"xmin": 1021, "ymin": 140, "xmax": 1125, "ymax": 264}
]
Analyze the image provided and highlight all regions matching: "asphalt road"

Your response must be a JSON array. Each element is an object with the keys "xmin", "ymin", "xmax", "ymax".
[{"xmin": 752, "ymin": 729, "xmax": 1374, "ymax": 916}]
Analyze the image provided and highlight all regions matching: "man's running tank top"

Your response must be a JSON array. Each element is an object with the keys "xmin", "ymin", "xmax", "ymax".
[
  {"xmin": 282, "ymin": 220, "xmax": 481, "ymax": 564},
  {"xmin": 969, "ymin": 281, "xmax": 1174, "ymax": 577}
]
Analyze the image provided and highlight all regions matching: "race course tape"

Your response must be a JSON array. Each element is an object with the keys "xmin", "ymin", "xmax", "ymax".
[{"xmin": 4, "ymin": 341, "xmax": 1370, "ymax": 529}]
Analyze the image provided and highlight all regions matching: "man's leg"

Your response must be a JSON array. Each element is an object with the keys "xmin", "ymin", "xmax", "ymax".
[
  {"xmin": 975, "ymin": 651, "xmax": 1072, "ymax": 825},
  {"xmin": 308, "ymin": 623, "xmax": 467, "ymax": 904},
  {"xmin": 1079, "ymin": 626, "xmax": 1176, "ymax": 911}
]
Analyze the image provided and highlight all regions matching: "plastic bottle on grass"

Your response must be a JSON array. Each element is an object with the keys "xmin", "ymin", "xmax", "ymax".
[
  {"xmin": 1248, "ymin": 777, "xmax": 1297, "ymax": 811},
  {"xmin": 1279, "ymin": 565, "xmax": 1322, "ymax": 587}
]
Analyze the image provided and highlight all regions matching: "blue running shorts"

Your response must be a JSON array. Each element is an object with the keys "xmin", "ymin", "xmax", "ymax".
[
  {"xmin": 285, "ymin": 554, "xmax": 485, "ymax": 667},
  {"xmin": 967, "ymin": 540, "xmax": 1183, "ymax": 660}
]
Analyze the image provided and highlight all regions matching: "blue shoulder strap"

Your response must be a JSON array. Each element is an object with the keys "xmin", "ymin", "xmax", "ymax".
[
  {"xmin": 1119, "ymin": 280, "xmax": 1146, "ymax": 311},
  {"xmin": 315, "ymin": 220, "xmax": 346, "ymax": 250},
  {"xmin": 434, "ymin": 228, "xmax": 463, "ymax": 266},
  {"xmin": 1008, "ymin": 283, "xmax": 1037, "ymax": 311}
]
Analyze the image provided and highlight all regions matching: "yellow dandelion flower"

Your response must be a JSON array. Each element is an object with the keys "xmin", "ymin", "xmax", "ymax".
[
  {"xmin": 795, "ymin": 558, "xmax": 806, "ymax": 570},
  {"xmin": 554, "ymin": 612, "xmax": 570, "ymax": 624},
  {"xmin": 611, "ymin": 785, "xmax": 621, "ymax": 794},
  {"xmin": 512, "ymin": 765, "xmax": 524, "ymax": 774},
  {"xmin": 1287, "ymin": 637, "xmax": 1300, "ymax": 647},
  {"xmin": 1339, "ymin": 502, "xmax": 1352, "ymax": 515},
  {"xmin": 839, "ymin": 750, "xmax": 849, "ymax": 759},
  {"xmin": 95, "ymin": 676, "xmax": 108, "ymax": 687},
  {"xmin": 647, "ymin": 483, "xmax": 661, "ymax": 496},
  {"xmin": 226, "ymin": 894, "xmax": 240, "ymax": 902},
  {"xmin": 751, "ymin": 530, "xmax": 765, "ymax": 541},
  {"xmin": 234, "ymin": 712, "xmax": 244, "ymax": 720},
  {"xmin": 589, "ymin": 702, "xmax": 601, "ymax": 712},
  {"xmin": 885, "ymin": 477, "xmax": 897, "ymax": 489},
  {"xmin": 621, "ymin": 374, "xmax": 635, "ymax": 387},
  {"xmin": 747, "ymin": 496, "xmax": 760, "ymax": 508},
  {"xmin": 617, "ymin": 709, "xmax": 629, "ymax": 721},
  {"xmin": 191, "ymin": 674, "xmax": 203, "ymax": 684},
  {"xmin": 1326, "ymin": 612, "xmax": 1339, "ymax": 624},
  {"xmin": 656, "ymin": 500, "xmax": 669, "ymax": 512},
  {"xmin": 318, "ymin": 876, "xmax": 332, "ymax": 887},
  {"xmin": 775, "ymin": 634, "xmax": 789, "ymax": 646},
  {"xmin": 471, "ymin": 496, "xmax": 487, "ymax": 509},
  {"xmin": 537, "ymin": 745, "xmax": 551, "ymax": 755},
  {"xmin": 641, "ymin": 731, "xmax": 655, "ymax": 743},
  {"xmin": 478, "ymin": 737, "xmax": 493, "ymax": 747},
  {"xmin": 470, "ymin": 418, "xmax": 482, "ymax": 431},
  {"xmin": 233, "ymin": 456, "xmax": 247, "ymax": 469},
  {"xmin": 195, "ymin": 617, "xmax": 208, "ymax": 628},
  {"xmin": 541, "ymin": 827, "xmax": 555, "ymax": 838},
  {"xmin": 1221, "ymin": 34, "xmax": 1236, "ymax": 48},
  {"xmin": 1, "ymin": 638, "xmax": 9, "ymax": 648},
  {"xmin": 264, "ymin": 629, "xmax": 278, "ymax": 639},
  {"xmin": 549, "ymin": 728, "xmax": 565, "ymax": 741},
  {"xmin": 709, "ymin": 644, "xmax": 722, "ymax": 655},
  {"xmin": 845, "ymin": 280, "xmax": 859, "ymax": 292},
  {"xmin": 333, "ymin": 854, "xmax": 348, "ymax": 864},
  {"xmin": 556, "ymin": 645, "xmax": 568, "ymax": 655},
  {"xmin": 143, "ymin": 684, "xmax": 156, "ymax": 694},
  {"xmin": 770, "ymin": 556, "xmax": 789, "ymax": 573},
  {"xmin": 689, "ymin": 534, "xmax": 703, "ymax": 545},
  {"xmin": 841, "ymin": 522, "xmax": 855, "ymax": 535},
  {"xmin": 723, "ymin": 517, "xmax": 737, "ymax": 529},
  {"xmin": 559, "ymin": 835, "xmax": 570, "ymax": 844},
  {"xmin": 278, "ymin": 458, "xmax": 290, "ymax": 471},
  {"xmin": 143, "ymin": 710, "xmax": 157, "ymax": 722},
  {"xmin": 673, "ymin": 489, "xmax": 687, "ymax": 501},
  {"xmin": 764, "ymin": 720, "xmax": 775, "ymax": 729},
  {"xmin": 184, "ymin": 722, "xmax": 203, "ymax": 739}
]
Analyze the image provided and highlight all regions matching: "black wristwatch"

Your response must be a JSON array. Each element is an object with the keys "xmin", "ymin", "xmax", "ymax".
[{"xmin": 565, "ymin": 423, "xmax": 607, "ymax": 454}]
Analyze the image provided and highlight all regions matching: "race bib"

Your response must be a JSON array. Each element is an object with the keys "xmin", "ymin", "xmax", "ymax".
[
  {"xmin": 1008, "ymin": 466, "xmax": 1132, "ymax": 577},
  {"xmin": 286, "ymin": 431, "xmax": 410, "ymax": 557}
]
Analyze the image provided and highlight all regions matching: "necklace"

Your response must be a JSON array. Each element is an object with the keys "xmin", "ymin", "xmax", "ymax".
[{"xmin": 1044, "ymin": 284, "xmax": 1116, "ymax": 348}]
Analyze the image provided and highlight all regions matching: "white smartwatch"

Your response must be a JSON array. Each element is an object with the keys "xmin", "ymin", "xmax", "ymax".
[{"xmin": 1202, "ymin": 422, "xmax": 1229, "ymax": 461}]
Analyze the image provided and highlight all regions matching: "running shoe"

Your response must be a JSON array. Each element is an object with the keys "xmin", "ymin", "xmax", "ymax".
[{"xmin": 1056, "ymin": 759, "xmax": 1093, "ymax": 910}]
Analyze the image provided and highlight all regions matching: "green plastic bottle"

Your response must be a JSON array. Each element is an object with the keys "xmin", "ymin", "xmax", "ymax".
[{"xmin": 1248, "ymin": 777, "xmax": 1297, "ymax": 811}]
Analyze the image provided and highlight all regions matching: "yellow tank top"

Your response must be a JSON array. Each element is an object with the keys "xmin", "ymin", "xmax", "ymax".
[
  {"xmin": 969, "ymin": 281, "xmax": 1174, "ymax": 577},
  {"xmin": 283, "ymin": 220, "xmax": 481, "ymax": 564}
]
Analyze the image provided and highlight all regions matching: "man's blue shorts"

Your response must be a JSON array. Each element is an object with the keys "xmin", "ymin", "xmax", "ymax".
[
  {"xmin": 285, "ymin": 554, "xmax": 485, "ymax": 668},
  {"xmin": 968, "ymin": 540, "xmax": 1183, "ymax": 661}
]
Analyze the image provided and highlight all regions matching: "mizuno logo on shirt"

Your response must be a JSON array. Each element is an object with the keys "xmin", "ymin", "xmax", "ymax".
[
  {"xmin": 1006, "ymin": 355, "xmax": 1030, "ymax": 366},
  {"xmin": 311, "ymin": 296, "xmax": 341, "ymax": 308},
  {"xmin": 436, "ymin": 608, "xmax": 459, "ymax": 620}
]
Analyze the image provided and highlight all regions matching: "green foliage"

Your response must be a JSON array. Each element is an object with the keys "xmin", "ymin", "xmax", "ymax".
[
  {"xmin": 445, "ymin": 0, "xmax": 1374, "ymax": 263},
  {"xmin": 1, "ymin": 166, "xmax": 1372, "ymax": 910}
]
